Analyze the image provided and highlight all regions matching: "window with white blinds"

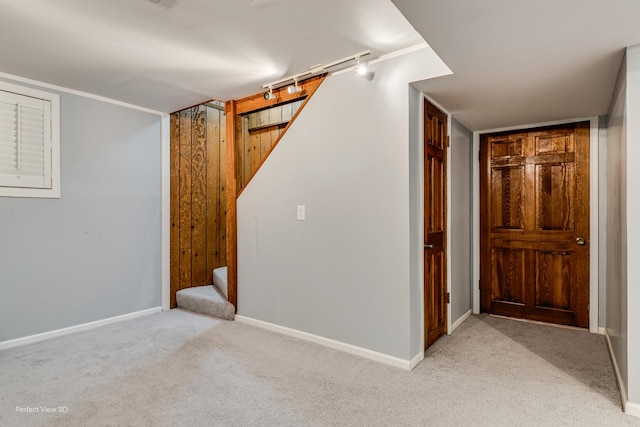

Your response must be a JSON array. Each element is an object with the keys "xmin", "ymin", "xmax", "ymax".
[{"xmin": 0, "ymin": 82, "xmax": 59, "ymax": 198}]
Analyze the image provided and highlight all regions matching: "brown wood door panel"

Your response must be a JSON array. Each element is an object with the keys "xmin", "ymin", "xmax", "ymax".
[
  {"xmin": 480, "ymin": 122, "xmax": 589, "ymax": 328},
  {"xmin": 490, "ymin": 165, "xmax": 525, "ymax": 230},
  {"xmin": 424, "ymin": 99, "xmax": 447, "ymax": 350},
  {"xmin": 490, "ymin": 246, "xmax": 526, "ymax": 305},
  {"xmin": 425, "ymin": 247, "xmax": 445, "ymax": 346}
]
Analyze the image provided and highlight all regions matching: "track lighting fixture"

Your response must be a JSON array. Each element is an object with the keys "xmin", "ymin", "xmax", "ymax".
[
  {"xmin": 263, "ymin": 86, "xmax": 276, "ymax": 100},
  {"xmin": 359, "ymin": 70, "xmax": 375, "ymax": 81},
  {"xmin": 355, "ymin": 57, "xmax": 374, "ymax": 81},
  {"xmin": 262, "ymin": 50, "xmax": 372, "ymax": 92},
  {"xmin": 355, "ymin": 57, "xmax": 368, "ymax": 76},
  {"xmin": 287, "ymin": 78, "xmax": 302, "ymax": 94}
]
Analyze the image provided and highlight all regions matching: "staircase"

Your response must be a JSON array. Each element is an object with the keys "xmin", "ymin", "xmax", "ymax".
[{"xmin": 176, "ymin": 267, "xmax": 234, "ymax": 320}]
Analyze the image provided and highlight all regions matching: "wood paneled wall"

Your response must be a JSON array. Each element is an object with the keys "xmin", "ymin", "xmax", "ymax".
[
  {"xmin": 168, "ymin": 75, "xmax": 325, "ymax": 310},
  {"xmin": 170, "ymin": 103, "xmax": 227, "ymax": 308},
  {"xmin": 238, "ymin": 100, "xmax": 303, "ymax": 191}
]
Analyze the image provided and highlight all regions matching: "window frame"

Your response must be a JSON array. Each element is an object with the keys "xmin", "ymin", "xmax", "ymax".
[{"xmin": 0, "ymin": 81, "xmax": 60, "ymax": 198}]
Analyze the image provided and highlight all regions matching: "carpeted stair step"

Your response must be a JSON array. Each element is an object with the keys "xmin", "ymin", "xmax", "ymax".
[
  {"xmin": 176, "ymin": 285, "xmax": 235, "ymax": 320},
  {"xmin": 213, "ymin": 266, "xmax": 228, "ymax": 299}
]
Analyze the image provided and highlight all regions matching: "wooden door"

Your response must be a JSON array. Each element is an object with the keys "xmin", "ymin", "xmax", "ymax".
[
  {"xmin": 424, "ymin": 99, "xmax": 448, "ymax": 350},
  {"xmin": 480, "ymin": 122, "xmax": 590, "ymax": 327}
]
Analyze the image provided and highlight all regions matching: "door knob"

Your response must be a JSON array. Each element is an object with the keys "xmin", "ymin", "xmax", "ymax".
[
  {"xmin": 424, "ymin": 243, "xmax": 434, "ymax": 249},
  {"xmin": 576, "ymin": 237, "xmax": 586, "ymax": 245}
]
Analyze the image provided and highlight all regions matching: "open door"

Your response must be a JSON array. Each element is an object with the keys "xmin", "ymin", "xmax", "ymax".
[{"xmin": 424, "ymin": 99, "xmax": 448, "ymax": 350}]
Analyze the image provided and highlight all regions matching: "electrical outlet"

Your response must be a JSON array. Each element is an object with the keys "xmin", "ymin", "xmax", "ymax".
[{"xmin": 297, "ymin": 205, "xmax": 305, "ymax": 221}]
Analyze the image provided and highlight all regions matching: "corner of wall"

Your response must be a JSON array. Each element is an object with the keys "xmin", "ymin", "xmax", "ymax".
[
  {"xmin": 237, "ymin": 47, "xmax": 450, "ymax": 360},
  {"xmin": 408, "ymin": 85, "xmax": 424, "ymax": 357}
]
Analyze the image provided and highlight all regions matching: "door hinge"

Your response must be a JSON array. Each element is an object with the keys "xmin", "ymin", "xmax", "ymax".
[
  {"xmin": 446, "ymin": 135, "xmax": 450, "ymax": 147},
  {"xmin": 447, "ymin": 292, "xmax": 450, "ymax": 304}
]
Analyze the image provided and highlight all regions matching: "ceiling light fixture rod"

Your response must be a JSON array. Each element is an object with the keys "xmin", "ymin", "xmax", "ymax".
[
  {"xmin": 322, "ymin": 50, "xmax": 371, "ymax": 72},
  {"xmin": 262, "ymin": 50, "xmax": 371, "ymax": 90}
]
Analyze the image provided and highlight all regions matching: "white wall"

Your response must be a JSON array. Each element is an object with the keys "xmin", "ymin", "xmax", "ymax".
[
  {"xmin": 450, "ymin": 118, "xmax": 473, "ymax": 322},
  {"xmin": 625, "ymin": 44, "xmax": 640, "ymax": 409},
  {"xmin": 598, "ymin": 115, "xmax": 608, "ymax": 328},
  {"xmin": 605, "ymin": 44, "xmax": 640, "ymax": 414},
  {"xmin": 606, "ymin": 50, "xmax": 627, "ymax": 400},
  {"xmin": 237, "ymin": 47, "xmax": 450, "ymax": 361},
  {"xmin": 0, "ymin": 76, "xmax": 163, "ymax": 342},
  {"xmin": 408, "ymin": 85, "xmax": 423, "ymax": 357}
]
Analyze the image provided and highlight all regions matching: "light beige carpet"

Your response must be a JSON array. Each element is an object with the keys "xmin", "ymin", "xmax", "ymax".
[{"xmin": 1, "ymin": 310, "xmax": 638, "ymax": 426}]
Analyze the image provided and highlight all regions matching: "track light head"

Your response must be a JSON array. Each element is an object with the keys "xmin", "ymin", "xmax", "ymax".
[
  {"xmin": 287, "ymin": 78, "xmax": 302, "ymax": 95},
  {"xmin": 360, "ymin": 71, "xmax": 375, "ymax": 81},
  {"xmin": 355, "ymin": 57, "xmax": 367, "ymax": 75},
  {"xmin": 354, "ymin": 57, "xmax": 374, "ymax": 80},
  {"xmin": 263, "ymin": 86, "xmax": 276, "ymax": 100}
]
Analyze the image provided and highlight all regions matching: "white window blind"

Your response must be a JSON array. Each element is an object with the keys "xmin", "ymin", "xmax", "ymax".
[{"xmin": 0, "ymin": 90, "xmax": 52, "ymax": 189}]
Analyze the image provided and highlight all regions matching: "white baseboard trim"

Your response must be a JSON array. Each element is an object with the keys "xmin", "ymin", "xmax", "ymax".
[
  {"xmin": 598, "ymin": 327, "xmax": 606, "ymax": 335},
  {"xmin": 450, "ymin": 309, "xmax": 473, "ymax": 333},
  {"xmin": 0, "ymin": 307, "xmax": 162, "ymax": 351},
  {"xmin": 603, "ymin": 328, "xmax": 629, "ymax": 413},
  {"xmin": 410, "ymin": 351, "xmax": 424, "ymax": 370},
  {"xmin": 626, "ymin": 401, "xmax": 640, "ymax": 418},
  {"xmin": 235, "ymin": 315, "xmax": 414, "ymax": 371}
]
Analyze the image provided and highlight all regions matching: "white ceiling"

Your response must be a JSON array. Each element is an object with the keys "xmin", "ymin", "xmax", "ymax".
[
  {"xmin": 0, "ymin": 0, "xmax": 424, "ymax": 113},
  {"xmin": 2, "ymin": 1, "xmax": 639, "ymax": 129},
  {"xmin": 392, "ymin": 0, "xmax": 640, "ymax": 130}
]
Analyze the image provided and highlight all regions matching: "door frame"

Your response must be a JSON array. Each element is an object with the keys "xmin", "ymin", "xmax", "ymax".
[
  {"xmin": 419, "ymin": 95, "xmax": 453, "ymax": 352},
  {"xmin": 162, "ymin": 113, "xmax": 171, "ymax": 311},
  {"xmin": 472, "ymin": 116, "xmax": 600, "ymax": 333}
]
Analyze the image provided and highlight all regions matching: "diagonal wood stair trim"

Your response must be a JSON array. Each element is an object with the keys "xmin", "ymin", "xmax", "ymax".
[{"xmin": 234, "ymin": 74, "xmax": 326, "ymax": 197}]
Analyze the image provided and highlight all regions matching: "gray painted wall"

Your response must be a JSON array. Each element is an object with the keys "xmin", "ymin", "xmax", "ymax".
[
  {"xmin": 606, "ymin": 51, "xmax": 628, "ymax": 401},
  {"xmin": 598, "ymin": 115, "xmax": 607, "ymax": 328},
  {"xmin": 408, "ymin": 85, "xmax": 423, "ymax": 358},
  {"xmin": 450, "ymin": 118, "xmax": 473, "ymax": 322},
  {"xmin": 236, "ymin": 48, "xmax": 451, "ymax": 360},
  {"xmin": 0, "ymin": 77, "xmax": 162, "ymax": 342},
  {"xmin": 605, "ymin": 44, "xmax": 640, "ymax": 408},
  {"xmin": 625, "ymin": 44, "xmax": 640, "ymax": 406}
]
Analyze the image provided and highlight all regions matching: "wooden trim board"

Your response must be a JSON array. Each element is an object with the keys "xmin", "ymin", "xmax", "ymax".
[
  {"xmin": 236, "ymin": 75, "xmax": 326, "ymax": 197},
  {"xmin": 225, "ymin": 100, "xmax": 238, "ymax": 310},
  {"xmin": 234, "ymin": 74, "xmax": 325, "ymax": 115}
]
